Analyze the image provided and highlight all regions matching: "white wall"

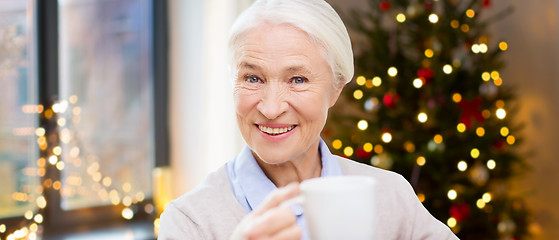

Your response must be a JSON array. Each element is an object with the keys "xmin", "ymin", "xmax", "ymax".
[
  {"xmin": 489, "ymin": 1, "xmax": 559, "ymax": 239},
  {"xmin": 168, "ymin": 0, "xmax": 252, "ymax": 197},
  {"xmin": 330, "ymin": 0, "xmax": 559, "ymax": 239}
]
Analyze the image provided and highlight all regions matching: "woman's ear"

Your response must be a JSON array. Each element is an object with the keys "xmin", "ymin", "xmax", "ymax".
[{"xmin": 329, "ymin": 79, "xmax": 345, "ymax": 108}]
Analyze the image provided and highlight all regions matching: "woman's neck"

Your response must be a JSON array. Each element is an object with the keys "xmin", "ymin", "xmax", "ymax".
[{"xmin": 254, "ymin": 141, "xmax": 322, "ymax": 187}]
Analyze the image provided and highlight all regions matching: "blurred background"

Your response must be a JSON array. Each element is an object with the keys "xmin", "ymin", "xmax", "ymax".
[{"xmin": 0, "ymin": 0, "xmax": 556, "ymax": 239}]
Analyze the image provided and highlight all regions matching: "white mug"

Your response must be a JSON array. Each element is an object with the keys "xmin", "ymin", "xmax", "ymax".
[{"xmin": 286, "ymin": 175, "xmax": 377, "ymax": 240}]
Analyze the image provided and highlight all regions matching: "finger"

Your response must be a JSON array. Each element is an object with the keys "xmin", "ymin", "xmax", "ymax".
[
  {"xmin": 254, "ymin": 182, "xmax": 300, "ymax": 215},
  {"xmin": 270, "ymin": 224, "xmax": 302, "ymax": 240},
  {"xmin": 248, "ymin": 206, "xmax": 297, "ymax": 238}
]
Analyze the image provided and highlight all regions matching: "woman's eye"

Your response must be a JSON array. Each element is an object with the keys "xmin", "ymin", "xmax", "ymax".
[
  {"xmin": 246, "ymin": 76, "xmax": 261, "ymax": 83},
  {"xmin": 292, "ymin": 77, "xmax": 307, "ymax": 84}
]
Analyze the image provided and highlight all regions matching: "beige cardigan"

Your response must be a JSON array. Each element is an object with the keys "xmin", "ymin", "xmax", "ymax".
[{"xmin": 158, "ymin": 156, "xmax": 459, "ymax": 239}]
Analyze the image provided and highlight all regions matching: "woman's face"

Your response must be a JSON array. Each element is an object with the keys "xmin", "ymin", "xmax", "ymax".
[{"xmin": 233, "ymin": 23, "xmax": 342, "ymax": 165}]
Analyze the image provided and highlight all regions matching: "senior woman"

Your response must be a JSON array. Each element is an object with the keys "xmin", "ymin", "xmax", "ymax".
[{"xmin": 159, "ymin": 0, "xmax": 459, "ymax": 239}]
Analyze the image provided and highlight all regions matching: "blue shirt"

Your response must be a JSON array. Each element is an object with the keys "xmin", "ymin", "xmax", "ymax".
[{"xmin": 226, "ymin": 138, "xmax": 344, "ymax": 240}]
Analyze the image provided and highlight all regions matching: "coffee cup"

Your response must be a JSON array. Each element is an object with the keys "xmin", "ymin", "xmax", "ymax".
[{"xmin": 284, "ymin": 175, "xmax": 376, "ymax": 240}]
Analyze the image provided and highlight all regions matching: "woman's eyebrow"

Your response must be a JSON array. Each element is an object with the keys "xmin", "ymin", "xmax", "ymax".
[
  {"xmin": 285, "ymin": 65, "xmax": 311, "ymax": 74},
  {"xmin": 238, "ymin": 62, "xmax": 260, "ymax": 71}
]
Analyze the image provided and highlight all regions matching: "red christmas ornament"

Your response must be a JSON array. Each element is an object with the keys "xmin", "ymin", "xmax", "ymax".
[
  {"xmin": 494, "ymin": 139, "xmax": 506, "ymax": 150},
  {"xmin": 450, "ymin": 203, "xmax": 471, "ymax": 222},
  {"xmin": 424, "ymin": 1, "xmax": 434, "ymax": 10},
  {"xmin": 379, "ymin": 1, "xmax": 391, "ymax": 11},
  {"xmin": 482, "ymin": 0, "xmax": 491, "ymax": 7},
  {"xmin": 417, "ymin": 68, "xmax": 434, "ymax": 84},
  {"xmin": 457, "ymin": 97, "xmax": 484, "ymax": 129},
  {"xmin": 356, "ymin": 147, "xmax": 373, "ymax": 159},
  {"xmin": 383, "ymin": 92, "xmax": 400, "ymax": 109}
]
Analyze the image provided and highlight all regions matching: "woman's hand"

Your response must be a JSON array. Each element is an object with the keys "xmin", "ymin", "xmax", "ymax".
[{"xmin": 231, "ymin": 183, "xmax": 302, "ymax": 240}]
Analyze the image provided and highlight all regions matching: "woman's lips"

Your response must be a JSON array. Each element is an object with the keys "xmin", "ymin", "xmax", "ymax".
[{"xmin": 256, "ymin": 124, "xmax": 297, "ymax": 135}]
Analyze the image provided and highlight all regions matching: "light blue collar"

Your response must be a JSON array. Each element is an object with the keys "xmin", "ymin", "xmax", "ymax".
[{"xmin": 226, "ymin": 138, "xmax": 344, "ymax": 213}]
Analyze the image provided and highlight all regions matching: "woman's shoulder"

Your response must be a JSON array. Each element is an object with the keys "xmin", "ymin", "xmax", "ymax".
[
  {"xmin": 335, "ymin": 155, "xmax": 408, "ymax": 185},
  {"xmin": 158, "ymin": 166, "xmax": 245, "ymax": 239},
  {"xmin": 170, "ymin": 166, "xmax": 244, "ymax": 216}
]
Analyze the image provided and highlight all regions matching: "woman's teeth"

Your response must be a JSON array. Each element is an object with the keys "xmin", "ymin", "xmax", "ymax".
[{"xmin": 258, "ymin": 125, "xmax": 295, "ymax": 135}]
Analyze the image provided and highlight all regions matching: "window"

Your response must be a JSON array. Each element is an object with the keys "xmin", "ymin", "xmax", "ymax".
[
  {"xmin": 0, "ymin": 0, "xmax": 168, "ymax": 238},
  {"xmin": 57, "ymin": 0, "xmax": 154, "ymax": 211},
  {"xmin": 0, "ymin": 0, "xmax": 40, "ymax": 220}
]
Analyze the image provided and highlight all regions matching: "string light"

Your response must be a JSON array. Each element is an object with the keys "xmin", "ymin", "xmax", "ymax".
[
  {"xmin": 450, "ymin": 20, "xmax": 460, "ymax": 29},
  {"xmin": 457, "ymin": 123, "xmax": 466, "ymax": 133},
  {"xmin": 424, "ymin": 49, "xmax": 434, "ymax": 58},
  {"xmin": 476, "ymin": 127, "xmax": 485, "ymax": 137},
  {"xmin": 396, "ymin": 13, "xmax": 406, "ymax": 23},
  {"xmin": 413, "ymin": 78, "xmax": 423, "ymax": 88},
  {"xmin": 53, "ymin": 146, "xmax": 62, "ymax": 156},
  {"xmin": 477, "ymin": 199, "xmax": 486, "ymax": 209},
  {"xmin": 363, "ymin": 142, "xmax": 373, "ymax": 152},
  {"xmin": 387, "ymin": 67, "xmax": 398, "ymax": 77},
  {"xmin": 33, "ymin": 214, "xmax": 43, "ymax": 224},
  {"xmin": 447, "ymin": 217, "xmax": 457, "ymax": 228},
  {"xmin": 482, "ymin": 109, "xmax": 491, "ymax": 119},
  {"xmin": 448, "ymin": 189, "xmax": 457, "ymax": 200},
  {"xmin": 443, "ymin": 64, "xmax": 453, "ymax": 74},
  {"xmin": 417, "ymin": 156, "xmax": 426, "ymax": 166},
  {"xmin": 496, "ymin": 100, "xmax": 505, "ymax": 108},
  {"xmin": 374, "ymin": 144, "xmax": 384, "ymax": 154},
  {"xmin": 487, "ymin": 159, "xmax": 496, "ymax": 170},
  {"xmin": 452, "ymin": 93, "xmax": 462, "ymax": 103},
  {"xmin": 494, "ymin": 78, "xmax": 503, "ymax": 86},
  {"xmin": 507, "ymin": 135, "xmax": 516, "ymax": 145},
  {"xmin": 343, "ymin": 146, "xmax": 354, "ymax": 157},
  {"xmin": 353, "ymin": 89, "xmax": 364, "ymax": 100},
  {"xmin": 24, "ymin": 211, "xmax": 33, "ymax": 220},
  {"xmin": 482, "ymin": 72, "xmax": 491, "ymax": 81},
  {"xmin": 404, "ymin": 141, "xmax": 415, "ymax": 152},
  {"xmin": 496, "ymin": 108, "xmax": 507, "ymax": 119},
  {"xmin": 48, "ymin": 155, "xmax": 58, "ymax": 165},
  {"xmin": 381, "ymin": 132, "xmax": 392, "ymax": 143},
  {"xmin": 428, "ymin": 14, "xmax": 439, "ymax": 23},
  {"xmin": 471, "ymin": 44, "xmax": 480, "ymax": 54},
  {"xmin": 434, "ymin": 134, "xmax": 443, "ymax": 144},
  {"xmin": 356, "ymin": 76, "xmax": 366, "ymax": 86},
  {"xmin": 479, "ymin": 43, "xmax": 488, "ymax": 53},
  {"xmin": 500, "ymin": 127, "xmax": 510, "ymax": 136},
  {"xmin": 418, "ymin": 112, "xmax": 428, "ymax": 123},
  {"xmin": 332, "ymin": 139, "xmax": 342, "ymax": 149},
  {"xmin": 471, "ymin": 148, "xmax": 480, "ymax": 159},
  {"xmin": 499, "ymin": 41, "xmax": 508, "ymax": 51},
  {"xmin": 357, "ymin": 120, "xmax": 368, "ymax": 130},
  {"xmin": 35, "ymin": 127, "xmax": 45, "ymax": 136},
  {"xmin": 483, "ymin": 193, "xmax": 492, "ymax": 203},
  {"xmin": 417, "ymin": 193, "xmax": 425, "ymax": 203},
  {"xmin": 457, "ymin": 161, "xmax": 468, "ymax": 171},
  {"xmin": 461, "ymin": 24, "xmax": 470, "ymax": 32},
  {"xmin": 466, "ymin": 9, "xmax": 475, "ymax": 18},
  {"xmin": 122, "ymin": 207, "xmax": 134, "ymax": 220},
  {"xmin": 372, "ymin": 76, "xmax": 382, "ymax": 86},
  {"xmin": 491, "ymin": 71, "xmax": 500, "ymax": 80}
]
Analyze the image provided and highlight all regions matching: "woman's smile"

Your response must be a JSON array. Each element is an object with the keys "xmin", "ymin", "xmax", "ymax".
[{"xmin": 256, "ymin": 124, "xmax": 297, "ymax": 136}]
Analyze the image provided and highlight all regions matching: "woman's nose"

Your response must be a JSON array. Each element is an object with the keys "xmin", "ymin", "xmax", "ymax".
[{"xmin": 256, "ymin": 85, "xmax": 288, "ymax": 120}]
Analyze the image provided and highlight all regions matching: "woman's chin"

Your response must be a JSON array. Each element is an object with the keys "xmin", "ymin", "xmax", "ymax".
[{"xmin": 252, "ymin": 148, "xmax": 292, "ymax": 165}]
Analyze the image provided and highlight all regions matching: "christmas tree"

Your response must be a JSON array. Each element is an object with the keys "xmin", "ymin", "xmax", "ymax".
[{"xmin": 323, "ymin": 0, "xmax": 531, "ymax": 239}]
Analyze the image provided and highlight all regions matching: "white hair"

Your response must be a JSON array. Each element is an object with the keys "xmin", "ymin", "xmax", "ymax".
[{"xmin": 228, "ymin": 0, "xmax": 354, "ymax": 86}]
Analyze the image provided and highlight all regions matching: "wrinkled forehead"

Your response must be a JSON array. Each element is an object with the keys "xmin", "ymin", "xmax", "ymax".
[{"xmin": 231, "ymin": 22, "xmax": 331, "ymax": 70}]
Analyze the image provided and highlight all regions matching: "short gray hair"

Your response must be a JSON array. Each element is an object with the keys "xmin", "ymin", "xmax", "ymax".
[{"xmin": 228, "ymin": 0, "xmax": 354, "ymax": 86}]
